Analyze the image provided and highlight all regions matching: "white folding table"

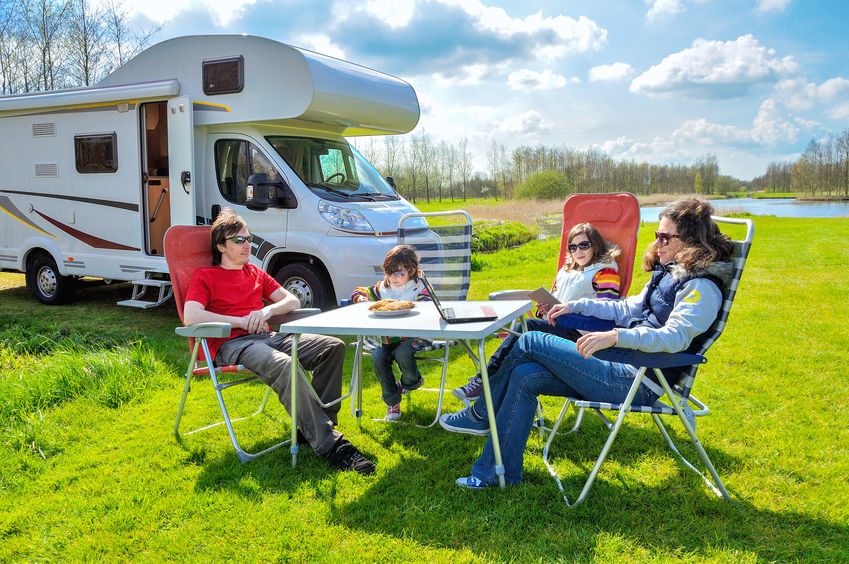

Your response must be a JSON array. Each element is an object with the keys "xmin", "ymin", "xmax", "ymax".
[{"xmin": 279, "ymin": 299, "xmax": 533, "ymax": 488}]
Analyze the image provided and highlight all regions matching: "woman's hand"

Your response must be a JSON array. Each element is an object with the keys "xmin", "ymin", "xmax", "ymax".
[
  {"xmin": 536, "ymin": 303, "xmax": 551, "ymax": 318},
  {"xmin": 546, "ymin": 303, "xmax": 570, "ymax": 325},
  {"xmin": 575, "ymin": 329, "xmax": 618, "ymax": 359}
]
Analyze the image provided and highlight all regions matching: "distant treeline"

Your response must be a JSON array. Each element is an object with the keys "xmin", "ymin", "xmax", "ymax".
[
  {"xmin": 354, "ymin": 134, "xmax": 738, "ymax": 203},
  {"xmin": 0, "ymin": 0, "xmax": 157, "ymax": 94},
  {"xmin": 751, "ymin": 128, "xmax": 849, "ymax": 198}
]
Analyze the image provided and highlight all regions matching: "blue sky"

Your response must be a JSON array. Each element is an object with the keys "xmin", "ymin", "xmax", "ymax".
[{"xmin": 122, "ymin": 0, "xmax": 849, "ymax": 180}]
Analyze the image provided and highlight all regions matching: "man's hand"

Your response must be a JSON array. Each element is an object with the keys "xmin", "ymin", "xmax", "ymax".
[
  {"xmin": 575, "ymin": 330, "xmax": 618, "ymax": 359},
  {"xmin": 241, "ymin": 307, "xmax": 272, "ymax": 334}
]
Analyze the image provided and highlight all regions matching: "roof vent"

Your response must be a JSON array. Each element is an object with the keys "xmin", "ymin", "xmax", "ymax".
[
  {"xmin": 35, "ymin": 163, "xmax": 59, "ymax": 177},
  {"xmin": 33, "ymin": 122, "xmax": 56, "ymax": 137}
]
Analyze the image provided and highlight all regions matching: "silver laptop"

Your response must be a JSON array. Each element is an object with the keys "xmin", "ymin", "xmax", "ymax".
[{"xmin": 421, "ymin": 274, "xmax": 497, "ymax": 323}]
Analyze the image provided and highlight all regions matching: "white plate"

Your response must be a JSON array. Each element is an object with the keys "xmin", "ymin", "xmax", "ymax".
[{"xmin": 370, "ymin": 307, "xmax": 415, "ymax": 317}]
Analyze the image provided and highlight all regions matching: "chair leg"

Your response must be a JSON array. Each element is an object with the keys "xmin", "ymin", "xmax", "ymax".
[
  {"xmin": 544, "ymin": 367, "xmax": 647, "ymax": 507},
  {"xmin": 651, "ymin": 371, "xmax": 731, "ymax": 500}
]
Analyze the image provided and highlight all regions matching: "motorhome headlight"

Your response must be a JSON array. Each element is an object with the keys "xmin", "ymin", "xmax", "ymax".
[{"xmin": 318, "ymin": 200, "xmax": 374, "ymax": 232}]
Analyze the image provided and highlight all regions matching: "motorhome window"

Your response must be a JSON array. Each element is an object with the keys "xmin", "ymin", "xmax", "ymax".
[
  {"xmin": 202, "ymin": 56, "xmax": 244, "ymax": 95},
  {"xmin": 74, "ymin": 133, "xmax": 117, "ymax": 173},
  {"xmin": 215, "ymin": 139, "xmax": 283, "ymax": 204},
  {"xmin": 267, "ymin": 136, "xmax": 399, "ymax": 201}
]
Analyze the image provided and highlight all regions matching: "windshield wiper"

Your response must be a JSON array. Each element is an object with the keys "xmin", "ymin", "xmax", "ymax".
[{"xmin": 310, "ymin": 184, "xmax": 354, "ymax": 198}]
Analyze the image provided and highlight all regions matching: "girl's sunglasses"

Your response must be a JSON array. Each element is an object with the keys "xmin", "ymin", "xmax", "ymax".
[
  {"xmin": 654, "ymin": 231, "xmax": 680, "ymax": 246},
  {"xmin": 227, "ymin": 235, "xmax": 253, "ymax": 245},
  {"xmin": 568, "ymin": 240, "xmax": 593, "ymax": 253},
  {"xmin": 386, "ymin": 269, "xmax": 409, "ymax": 278}
]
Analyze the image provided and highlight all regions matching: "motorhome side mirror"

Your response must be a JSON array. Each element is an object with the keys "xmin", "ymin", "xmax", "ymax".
[
  {"xmin": 385, "ymin": 176, "xmax": 396, "ymax": 189},
  {"xmin": 245, "ymin": 173, "xmax": 280, "ymax": 211}
]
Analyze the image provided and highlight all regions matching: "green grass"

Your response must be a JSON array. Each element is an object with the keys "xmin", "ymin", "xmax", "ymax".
[{"xmin": 1, "ymin": 215, "xmax": 848, "ymax": 561}]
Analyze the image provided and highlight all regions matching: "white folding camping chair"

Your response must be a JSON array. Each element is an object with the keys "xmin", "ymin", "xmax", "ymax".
[
  {"xmin": 350, "ymin": 211, "xmax": 477, "ymax": 427},
  {"xmin": 542, "ymin": 216, "xmax": 753, "ymax": 505}
]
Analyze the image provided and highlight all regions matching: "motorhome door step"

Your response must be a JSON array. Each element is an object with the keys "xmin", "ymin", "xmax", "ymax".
[{"xmin": 117, "ymin": 278, "xmax": 173, "ymax": 309}]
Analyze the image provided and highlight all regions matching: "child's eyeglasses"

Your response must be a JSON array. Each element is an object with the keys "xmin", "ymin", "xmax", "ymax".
[
  {"xmin": 568, "ymin": 240, "xmax": 593, "ymax": 253},
  {"xmin": 654, "ymin": 231, "xmax": 680, "ymax": 246},
  {"xmin": 386, "ymin": 270, "xmax": 409, "ymax": 278},
  {"xmin": 227, "ymin": 235, "xmax": 253, "ymax": 245}
]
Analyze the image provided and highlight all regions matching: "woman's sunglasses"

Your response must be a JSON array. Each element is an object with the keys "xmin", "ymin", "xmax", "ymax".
[
  {"xmin": 227, "ymin": 235, "xmax": 253, "ymax": 245},
  {"xmin": 654, "ymin": 231, "xmax": 680, "ymax": 246},
  {"xmin": 568, "ymin": 240, "xmax": 593, "ymax": 253}
]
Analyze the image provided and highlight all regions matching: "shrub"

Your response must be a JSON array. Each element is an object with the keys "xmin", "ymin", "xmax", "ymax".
[
  {"xmin": 471, "ymin": 221, "xmax": 536, "ymax": 254},
  {"xmin": 514, "ymin": 170, "xmax": 571, "ymax": 200}
]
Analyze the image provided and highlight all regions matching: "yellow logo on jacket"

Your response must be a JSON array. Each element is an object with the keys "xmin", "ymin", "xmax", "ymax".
[{"xmin": 683, "ymin": 290, "xmax": 700, "ymax": 303}]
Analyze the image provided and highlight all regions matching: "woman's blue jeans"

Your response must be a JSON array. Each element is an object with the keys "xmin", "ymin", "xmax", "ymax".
[{"xmin": 470, "ymin": 331, "xmax": 658, "ymax": 485}]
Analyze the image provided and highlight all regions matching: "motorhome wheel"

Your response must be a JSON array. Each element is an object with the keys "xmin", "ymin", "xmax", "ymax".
[
  {"xmin": 274, "ymin": 263, "xmax": 330, "ymax": 309},
  {"xmin": 26, "ymin": 253, "xmax": 73, "ymax": 305}
]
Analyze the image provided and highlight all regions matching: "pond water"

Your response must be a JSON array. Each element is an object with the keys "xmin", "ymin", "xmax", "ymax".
[
  {"xmin": 641, "ymin": 197, "xmax": 849, "ymax": 222},
  {"xmin": 534, "ymin": 198, "xmax": 849, "ymax": 239}
]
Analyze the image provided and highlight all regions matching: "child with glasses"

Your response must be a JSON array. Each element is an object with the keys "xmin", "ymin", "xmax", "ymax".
[
  {"xmin": 451, "ymin": 222, "xmax": 621, "ymax": 405},
  {"xmin": 351, "ymin": 245, "xmax": 431, "ymax": 421}
]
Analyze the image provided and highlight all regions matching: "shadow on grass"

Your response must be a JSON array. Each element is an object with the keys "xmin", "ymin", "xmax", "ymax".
[{"xmin": 330, "ymin": 417, "xmax": 847, "ymax": 561}]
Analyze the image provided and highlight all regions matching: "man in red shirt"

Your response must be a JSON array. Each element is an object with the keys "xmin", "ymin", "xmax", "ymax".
[{"xmin": 184, "ymin": 208, "xmax": 374, "ymax": 474}]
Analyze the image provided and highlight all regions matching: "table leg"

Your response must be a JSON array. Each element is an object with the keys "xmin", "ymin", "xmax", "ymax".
[
  {"xmin": 290, "ymin": 333, "xmax": 299, "ymax": 468},
  {"xmin": 356, "ymin": 336, "xmax": 364, "ymax": 428},
  {"xmin": 477, "ymin": 338, "xmax": 506, "ymax": 489}
]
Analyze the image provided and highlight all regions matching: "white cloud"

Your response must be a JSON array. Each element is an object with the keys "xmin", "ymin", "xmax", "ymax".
[
  {"xmin": 494, "ymin": 110, "xmax": 551, "ymax": 136},
  {"xmin": 755, "ymin": 0, "xmax": 793, "ymax": 13},
  {"xmin": 433, "ymin": 63, "xmax": 503, "ymax": 86},
  {"xmin": 507, "ymin": 69, "xmax": 574, "ymax": 91},
  {"xmin": 589, "ymin": 62, "xmax": 633, "ymax": 82},
  {"xmin": 751, "ymin": 99, "xmax": 800, "ymax": 143},
  {"xmin": 829, "ymin": 102, "xmax": 849, "ymax": 120},
  {"xmin": 672, "ymin": 118, "xmax": 750, "ymax": 145},
  {"xmin": 775, "ymin": 76, "xmax": 849, "ymax": 110},
  {"xmin": 645, "ymin": 0, "xmax": 684, "ymax": 21},
  {"xmin": 630, "ymin": 34, "xmax": 800, "ymax": 98},
  {"xmin": 119, "ymin": 0, "xmax": 258, "ymax": 26},
  {"xmin": 365, "ymin": 0, "xmax": 416, "ymax": 28}
]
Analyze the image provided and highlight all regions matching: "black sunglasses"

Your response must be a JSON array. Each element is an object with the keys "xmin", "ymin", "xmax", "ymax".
[
  {"xmin": 568, "ymin": 240, "xmax": 593, "ymax": 253},
  {"xmin": 654, "ymin": 231, "xmax": 680, "ymax": 246},
  {"xmin": 226, "ymin": 235, "xmax": 253, "ymax": 245}
]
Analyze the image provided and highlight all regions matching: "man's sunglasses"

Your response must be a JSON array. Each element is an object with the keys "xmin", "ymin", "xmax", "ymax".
[
  {"xmin": 227, "ymin": 235, "xmax": 253, "ymax": 245},
  {"xmin": 568, "ymin": 240, "xmax": 593, "ymax": 253},
  {"xmin": 654, "ymin": 231, "xmax": 680, "ymax": 246}
]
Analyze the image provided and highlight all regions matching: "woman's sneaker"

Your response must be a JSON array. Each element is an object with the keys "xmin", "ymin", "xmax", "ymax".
[
  {"xmin": 439, "ymin": 406, "xmax": 490, "ymax": 436},
  {"xmin": 456, "ymin": 475, "xmax": 489, "ymax": 489},
  {"xmin": 385, "ymin": 402, "xmax": 401, "ymax": 422},
  {"xmin": 452, "ymin": 375, "xmax": 483, "ymax": 403}
]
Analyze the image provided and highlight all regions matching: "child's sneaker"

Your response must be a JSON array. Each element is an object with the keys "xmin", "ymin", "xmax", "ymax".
[
  {"xmin": 410, "ymin": 338, "xmax": 432, "ymax": 352},
  {"xmin": 385, "ymin": 402, "xmax": 401, "ymax": 422},
  {"xmin": 452, "ymin": 375, "xmax": 483, "ymax": 402}
]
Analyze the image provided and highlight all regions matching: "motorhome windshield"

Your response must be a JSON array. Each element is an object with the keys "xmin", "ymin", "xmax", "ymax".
[{"xmin": 266, "ymin": 136, "xmax": 398, "ymax": 202}]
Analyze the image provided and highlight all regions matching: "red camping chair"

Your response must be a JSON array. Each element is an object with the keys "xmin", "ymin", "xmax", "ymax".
[
  {"xmin": 489, "ymin": 192, "xmax": 641, "ymax": 433},
  {"xmin": 164, "ymin": 225, "xmax": 321, "ymax": 463}
]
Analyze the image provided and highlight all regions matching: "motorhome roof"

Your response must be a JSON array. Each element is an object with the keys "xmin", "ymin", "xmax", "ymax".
[{"xmin": 0, "ymin": 35, "xmax": 420, "ymax": 136}]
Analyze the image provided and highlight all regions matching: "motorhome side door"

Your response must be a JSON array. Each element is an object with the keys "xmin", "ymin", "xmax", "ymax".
[{"xmin": 167, "ymin": 96, "xmax": 195, "ymax": 227}]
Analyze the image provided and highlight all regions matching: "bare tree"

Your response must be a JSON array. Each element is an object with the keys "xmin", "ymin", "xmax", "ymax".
[
  {"xmin": 457, "ymin": 137, "xmax": 472, "ymax": 201},
  {"xmin": 22, "ymin": 0, "xmax": 71, "ymax": 90},
  {"xmin": 102, "ymin": 0, "xmax": 158, "ymax": 70},
  {"xmin": 66, "ymin": 0, "xmax": 107, "ymax": 86}
]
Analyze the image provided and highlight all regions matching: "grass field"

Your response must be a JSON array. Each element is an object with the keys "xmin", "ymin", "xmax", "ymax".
[{"xmin": 1, "ymin": 213, "xmax": 848, "ymax": 562}]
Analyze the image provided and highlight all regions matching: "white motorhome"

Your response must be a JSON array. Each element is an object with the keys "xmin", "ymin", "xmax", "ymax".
[{"xmin": 0, "ymin": 34, "xmax": 422, "ymax": 308}]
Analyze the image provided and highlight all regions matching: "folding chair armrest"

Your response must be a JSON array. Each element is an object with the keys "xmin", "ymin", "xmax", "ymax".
[
  {"xmin": 270, "ymin": 308, "xmax": 321, "ymax": 325},
  {"xmin": 555, "ymin": 313, "xmax": 616, "ymax": 332},
  {"xmin": 593, "ymin": 347, "xmax": 706, "ymax": 368},
  {"xmin": 175, "ymin": 322, "xmax": 232, "ymax": 338},
  {"xmin": 489, "ymin": 289, "xmax": 531, "ymax": 301}
]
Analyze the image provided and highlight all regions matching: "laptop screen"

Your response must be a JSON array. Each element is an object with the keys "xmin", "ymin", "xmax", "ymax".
[{"xmin": 420, "ymin": 274, "xmax": 446, "ymax": 315}]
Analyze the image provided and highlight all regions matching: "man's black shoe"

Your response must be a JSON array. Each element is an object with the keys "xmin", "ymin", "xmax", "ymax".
[{"xmin": 326, "ymin": 438, "xmax": 375, "ymax": 475}]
